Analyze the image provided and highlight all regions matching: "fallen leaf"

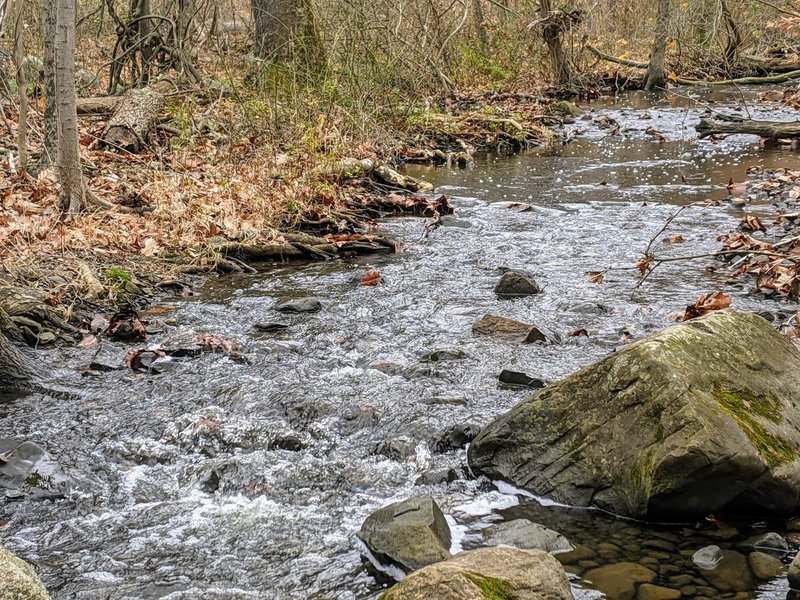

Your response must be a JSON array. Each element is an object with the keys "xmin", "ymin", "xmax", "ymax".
[
  {"xmin": 683, "ymin": 291, "xmax": 732, "ymax": 321},
  {"xmin": 668, "ymin": 234, "xmax": 685, "ymax": 244},
  {"xmin": 587, "ymin": 270, "xmax": 605, "ymax": 284},
  {"xmin": 727, "ymin": 178, "xmax": 747, "ymax": 197},
  {"xmin": 739, "ymin": 213, "xmax": 767, "ymax": 233},
  {"xmin": 76, "ymin": 334, "xmax": 100, "ymax": 349},
  {"xmin": 360, "ymin": 271, "xmax": 384, "ymax": 286},
  {"xmin": 192, "ymin": 334, "xmax": 241, "ymax": 353},
  {"xmin": 570, "ymin": 328, "xmax": 589, "ymax": 337},
  {"xmin": 637, "ymin": 257, "xmax": 654, "ymax": 276}
]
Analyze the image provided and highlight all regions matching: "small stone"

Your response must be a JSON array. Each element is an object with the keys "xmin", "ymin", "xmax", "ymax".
[
  {"xmin": 36, "ymin": 331, "xmax": 56, "ymax": 345},
  {"xmin": 269, "ymin": 435, "xmax": 304, "ymax": 451},
  {"xmin": 431, "ymin": 423, "xmax": 481, "ymax": 452},
  {"xmin": 472, "ymin": 314, "xmax": 547, "ymax": 343},
  {"xmin": 636, "ymin": 583, "xmax": 681, "ymax": 600},
  {"xmin": 752, "ymin": 532, "xmax": 790, "ymax": 555},
  {"xmin": 788, "ymin": 551, "xmax": 800, "ymax": 589},
  {"xmin": 642, "ymin": 539, "xmax": 677, "ymax": 552},
  {"xmin": 693, "ymin": 545, "xmax": 724, "ymax": 569},
  {"xmin": 415, "ymin": 469, "xmax": 461, "ymax": 486},
  {"xmin": 357, "ymin": 496, "xmax": 451, "ymax": 573},
  {"xmin": 748, "ymin": 551, "xmax": 785, "ymax": 580},
  {"xmin": 375, "ymin": 436, "xmax": 416, "ymax": 460},
  {"xmin": 583, "ymin": 562, "xmax": 657, "ymax": 600},
  {"xmin": 420, "ymin": 348, "xmax": 467, "ymax": 362},
  {"xmin": 497, "ymin": 369, "xmax": 546, "ymax": 389},
  {"xmin": 556, "ymin": 544, "xmax": 597, "ymax": 565},
  {"xmin": 254, "ymin": 322, "xmax": 290, "ymax": 332},
  {"xmin": 495, "ymin": 271, "xmax": 541, "ymax": 298},
  {"xmin": 274, "ymin": 297, "xmax": 322, "ymax": 313},
  {"xmin": 482, "ymin": 519, "xmax": 572, "ymax": 554}
]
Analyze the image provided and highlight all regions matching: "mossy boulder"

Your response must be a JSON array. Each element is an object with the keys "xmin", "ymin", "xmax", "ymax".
[
  {"xmin": 468, "ymin": 311, "xmax": 800, "ymax": 520},
  {"xmin": 0, "ymin": 545, "xmax": 50, "ymax": 600},
  {"xmin": 380, "ymin": 547, "xmax": 574, "ymax": 600},
  {"xmin": 358, "ymin": 497, "xmax": 451, "ymax": 573}
]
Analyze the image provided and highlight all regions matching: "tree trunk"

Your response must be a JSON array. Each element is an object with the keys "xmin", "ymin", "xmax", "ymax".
[
  {"xmin": 696, "ymin": 115, "xmax": 800, "ymax": 139},
  {"xmin": 250, "ymin": 0, "xmax": 325, "ymax": 70},
  {"xmin": 538, "ymin": 0, "xmax": 572, "ymax": 87},
  {"xmin": 251, "ymin": 0, "xmax": 300, "ymax": 59},
  {"xmin": 55, "ymin": 0, "xmax": 86, "ymax": 218},
  {"xmin": 472, "ymin": 0, "xmax": 488, "ymax": 47},
  {"xmin": 11, "ymin": 0, "xmax": 27, "ymax": 169},
  {"xmin": 130, "ymin": 0, "xmax": 154, "ymax": 84},
  {"xmin": 644, "ymin": 0, "xmax": 670, "ymax": 90},
  {"xmin": 720, "ymin": 0, "xmax": 741, "ymax": 67},
  {"xmin": 0, "ymin": 307, "xmax": 37, "ymax": 389},
  {"xmin": 40, "ymin": 0, "xmax": 57, "ymax": 169},
  {"xmin": 101, "ymin": 86, "xmax": 166, "ymax": 153}
]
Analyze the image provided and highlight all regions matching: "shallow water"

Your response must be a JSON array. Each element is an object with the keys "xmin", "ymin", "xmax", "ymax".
[{"xmin": 3, "ymin": 87, "xmax": 800, "ymax": 599}]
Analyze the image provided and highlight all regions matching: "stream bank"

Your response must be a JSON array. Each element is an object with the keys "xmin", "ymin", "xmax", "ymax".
[{"xmin": 3, "ymin": 87, "xmax": 800, "ymax": 599}]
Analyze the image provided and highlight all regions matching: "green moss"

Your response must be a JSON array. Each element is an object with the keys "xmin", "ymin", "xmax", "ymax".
[
  {"xmin": 714, "ymin": 385, "xmax": 797, "ymax": 467},
  {"xmin": 105, "ymin": 267, "xmax": 132, "ymax": 284},
  {"xmin": 629, "ymin": 448, "xmax": 657, "ymax": 502},
  {"xmin": 465, "ymin": 573, "xmax": 515, "ymax": 600}
]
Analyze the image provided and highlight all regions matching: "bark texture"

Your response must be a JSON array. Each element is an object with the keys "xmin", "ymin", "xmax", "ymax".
[
  {"xmin": 696, "ymin": 115, "xmax": 800, "ymax": 139},
  {"xmin": 101, "ymin": 87, "xmax": 166, "ymax": 152},
  {"xmin": 55, "ymin": 0, "xmax": 86, "ymax": 217},
  {"xmin": 644, "ymin": 0, "xmax": 670, "ymax": 89},
  {"xmin": 41, "ymin": 0, "xmax": 57, "ymax": 168}
]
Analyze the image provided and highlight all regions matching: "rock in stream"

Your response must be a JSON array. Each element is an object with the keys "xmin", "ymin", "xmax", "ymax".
[{"xmin": 469, "ymin": 310, "xmax": 800, "ymax": 520}]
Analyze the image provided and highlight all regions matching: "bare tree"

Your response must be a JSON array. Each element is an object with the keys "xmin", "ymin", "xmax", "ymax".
[
  {"xmin": 54, "ymin": 0, "xmax": 88, "ymax": 217},
  {"xmin": 535, "ymin": 0, "xmax": 578, "ymax": 87},
  {"xmin": 644, "ymin": 0, "xmax": 671, "ymax": 90},
  {"xmin": 40, "ymin": 0, "xmax": 57, "ymax": 169},
  {"xmin": 11, "ymin": 0, "xmax": 27, "ymax": 169},
  {"xmin": 251, "ymin": 0, "xmax": 325, "ymax": 70}
]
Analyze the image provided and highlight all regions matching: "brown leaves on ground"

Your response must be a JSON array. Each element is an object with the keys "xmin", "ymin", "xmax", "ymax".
[
  {"xmin": 360, "ymin": 271, "xmax": 384, "ymax": 286},
  {"xmin": 683, "ymin": 291, "xmax": 732, "ymax": 321}
]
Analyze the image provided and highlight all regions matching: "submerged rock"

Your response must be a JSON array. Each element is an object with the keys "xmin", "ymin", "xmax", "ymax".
[
  {"xmin": 358, "ymin": 497, "xmax": 451, "ymax": 573},
  {"xmin": 749, "ymin": 550, "xmax": 785, "ymax": 580},
  {"xmin": 790, "ymin": 552, "xmax": 800, "ymax": 589},
  {"xmin": 472, "ymin": 315, "xmax": 547, "ymax": 343},
  {"xmin": 274, "ymin": 297, "xmax": 322, "ymax": 313},
  {"xmin": 482, "ymin": 519, "xmax": 572, "ymax": 554},
  {"xmin": 693, "ymin": 545, "xmax": 724, "ymax": 569},
  {"xmin": 0, "ymin": 545, "xmax": 50, "ymax": 600},
  {"xmin": 699, "ymin": 549, "xmax": 754, "ymax": 592},
  {"xmin": 495, "ymin": 271, "xmax": 541, "ymax": 298},
  {"xmin": 583, "ymin": 562, "xmax": 656, "ymax": 600},
  {"xmin": 468, "ymin": 311, "xmax": 800, "ymax": 520},
  {"xmin": 380, "ymin": 546, "xmax": 573, "ymax": 600},
  {"xmin": 431, "ymin": 423, "xmax": 481, "ymax": 452}
]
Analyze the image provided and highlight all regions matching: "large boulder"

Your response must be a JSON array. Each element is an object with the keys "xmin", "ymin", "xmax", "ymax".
[
  {"xmin": 468, "ymin": 311, "xmax": 800, "ymax": 520},
  {"xmin": 0, "ymin": 545, "xmax": 50, "ymax": 600},
  {"xmin": 482, "ymin": 519, "xmax": 572, "ymax": 554},
  {"xmin": 380, "ymin": 547, "xmax": 573, "ymax": 600},
  {"xmin": 358, "ymin": 497, "xmax": 451, "ymax": 573}
]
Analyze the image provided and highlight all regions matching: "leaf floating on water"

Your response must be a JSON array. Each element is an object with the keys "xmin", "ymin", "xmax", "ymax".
[
  {"xmin": 506, "ymin": 202, "xmax": 533, "ymax": 212},
  {"xmin": 107, "ymin": 310, "xmax": 147, "ymax": 341},
  {"xmin": 637, "ymin": 257, "xmax": 654, "ymax": 276},
  {"xmin": 76, "ymin": 334, "xmax": 100, "ymax": 349},
  {"xmin": 739, "ymin": 213, "xmax": 767, "ymax": 233},
  {"xmin": 125, "ymin": 348, "xmax": 165, "ymax": 373},
  {"xmin": 192, "ymin": 334, "xmax": 241, "ymax": 353},
  {"xmin": 683, "ymin": 291, "xmax": 732, "ymax": 321},
  {"xmin": 360, "ymin": 271, "xmax": 384, "ymax": 286},
  {"xmin": 587, "ymin": 270, "xmax": 605, "ymax": 284},
  {"xmin": 570, "ymin": 328, "xmax": 589, "ymax": 337},
  {"xmin": 727, "ymin": 178, "xmax": 747, "ymax": 197},
  {"xmin": 669, "ymin": 234, "xmax": 685, "ymax": 244}
]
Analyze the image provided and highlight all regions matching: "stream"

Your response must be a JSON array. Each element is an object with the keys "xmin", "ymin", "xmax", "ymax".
[{"xmin": 3, "ymin": 88, "xmax": 800, "ymax": 599}]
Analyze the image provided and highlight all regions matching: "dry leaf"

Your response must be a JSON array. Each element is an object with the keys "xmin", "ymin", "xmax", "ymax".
[
  {"xmin": 360, "ymin": 271, "xmax": 384, "ymax": 286},
  {"xmin": 683, "ymin": 291, "xmax": 732, "ymax": 321}
]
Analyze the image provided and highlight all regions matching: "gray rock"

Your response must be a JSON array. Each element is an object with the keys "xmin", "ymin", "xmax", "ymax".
[
  {"xmin": 468, "ymin": 311, "xmax": 800, "ymax": 520},
  {"xmin": 378, "ymin": 546, "xmax": 573, "ymax": 599},
  {"xmin": 482, "ymin": 519, "xmax": 572, "ymax": 554},
  {"xmin": 693, "ymin": 545, "xmax": 724, "ymax": 570},
  {"xmin": 415, "ymin": 469, "xmax": 461, "ymax": 486},
  {"xmin": 749, "ymin": 551, "xmax": 785, "ymax": 580},
  {"xmin": 495, "ymin": 271, "xmax": 541, "ymax": 298},
  {"xmin": 358, "ymin": 497, "xmax": 451, "ymax": 573},
  {"xmin": 274, "ymin": 297, "xmax": 322, "ymax": 313},
  {"xmin": 472, "ymin": 315, "xmax": 547, "ymax": 343},
  {"xmin": 498, "ymin": 369, "xmax": 546, "ymax": 389},
  {"xmin": 0, "ymin": 545, "xmax": 50, "ymax": 600},
  {"xmin": 431, "ymin": 423, "xmax": 480, "ymax": 452},
  {"xmin": 420, "ymin": 348, "xmax": 467, "ymax": 362},
  {"xmin": 375, "ymin": 436, "xmax": 417, "ymax": 461},
  {"xmin": 790, "ymin": 551, "xmax": 800, "ymax": 589},
  {"xmin": 752, "ymin": 532, "xmax": 789, "ymax": 555}
]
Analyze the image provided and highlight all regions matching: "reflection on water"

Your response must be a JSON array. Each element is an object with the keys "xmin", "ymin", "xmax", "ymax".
[{"xmin": 1, "ymin": 87, "xmax": 799, "ymax": 599}]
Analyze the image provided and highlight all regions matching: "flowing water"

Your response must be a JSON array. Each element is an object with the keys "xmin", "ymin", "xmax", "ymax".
[{"xmin": 3, "ymin": 88, "xmax": 800, "ymax": 599}]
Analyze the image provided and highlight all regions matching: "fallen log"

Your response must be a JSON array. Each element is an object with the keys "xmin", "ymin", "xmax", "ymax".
[
  {"xmin": 315, "ymin": 158, "xmax": 434, "ymax": 192},
  {"xmin": 676, "ymin": 70, "xmax": 800, "ymax": 86},
  {"xmin": 101, "ymin": 87, "xmax": 166, "ymax": 153},
  {"xmin": 76, "ymin": 96, "xmax": 121, "ymax": 115},
  {"xmin": 587, "ymin": 45, "xmax": 649, "ymax": 69},
  {"xmin": 696, "ymin": 114, "xmax": 800, "ymax": 139},
  {"xmin": 743, "ymin": 55, "xmax": 800, "ymax": 73}
]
